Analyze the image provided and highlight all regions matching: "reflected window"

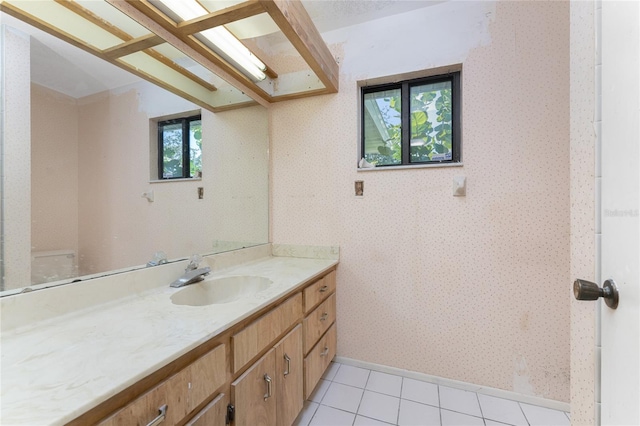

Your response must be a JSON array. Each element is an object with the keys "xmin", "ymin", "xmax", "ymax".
[
  {"xmin": 361, "ymin": 72, "xmax": 461, "ymax": 167},
  {"xmin": 157, "ymin": 115, "xmax": 202, "ymax": 179}
]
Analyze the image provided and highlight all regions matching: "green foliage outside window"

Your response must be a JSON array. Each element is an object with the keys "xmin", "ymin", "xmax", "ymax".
[
  {"xmin": 160, "ymin": 117, "xmax": 201, "ymax": 179},
  {"xmin": 362, "ymin": 74, "xmax": 458, "ymax": 167}
]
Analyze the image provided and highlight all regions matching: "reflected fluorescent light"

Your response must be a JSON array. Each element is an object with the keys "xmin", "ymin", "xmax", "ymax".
[{"xmin": 157, "ymin": 0, "xmax": 267, "ymax": 81}]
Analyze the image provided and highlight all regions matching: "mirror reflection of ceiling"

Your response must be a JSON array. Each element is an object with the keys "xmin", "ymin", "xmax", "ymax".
[{"xmin": 4, "ymin": 1, "xmax": 445, "ymax": 101}]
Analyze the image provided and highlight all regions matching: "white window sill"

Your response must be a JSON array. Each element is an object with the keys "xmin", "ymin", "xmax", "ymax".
[
  {"xmin": 149, "ymin": 178, "xmax": 202, "ymax": 183},
  {"xmin": 357, "ymin": 162, "xmax": 463, "ymax": 172}
]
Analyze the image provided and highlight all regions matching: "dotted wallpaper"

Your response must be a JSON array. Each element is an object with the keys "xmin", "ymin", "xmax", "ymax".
[
  {"xmin": 2, "ymin": 26, "xmax": 32, "ymax": 290},
  {"xmin": 569, "ymin": 2, "xmax": 596, "ymax": 424},
  {"xmin": 270, "ymin": 1, "xmax": 571, "ymax": 402}
]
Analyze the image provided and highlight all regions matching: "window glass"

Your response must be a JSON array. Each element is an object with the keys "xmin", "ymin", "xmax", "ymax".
[
  {"xmin": 161, "ymin": 122, "xmax": 184, "ymax": 178},
  {"xmin": 363, "ymin": 88, "xmax": 401, "ymax": 166},
  {"xmin": 360, "ymin": 71, "xmax": 460, "ymax": 168},
  {"xmin": 157, "ymin": 114, "xmax": 201, "ymax": 180},
  {"xmin": 189, "ymin": 119, "xmax": 202, "ymax": 177},
  {"xmin": 410, "ymin": 81, "xmax": 452, "ymax": 163}
]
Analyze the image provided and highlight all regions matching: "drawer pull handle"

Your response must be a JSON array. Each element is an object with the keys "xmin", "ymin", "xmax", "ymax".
[
  {"xmin": 284, "ymin": 354, "xmax": 291, "ymax": 377},
  {"xmin": 264, "ymin": 374, "xmax": 272, "ymax": 401},
  {"xmin": 319, "ymin": 285, "xmax": 328, "ymax": 293},
  {"xmin": 320, "ymin": 346, "xmax": 329, "ymax": 357},
  {"xmin": 320, "ymin": 312, "xmax": 328, "ymax": 321},
  {"xmin": 146, "ymin": 404, "xmax": 167, "ymax": 426}
]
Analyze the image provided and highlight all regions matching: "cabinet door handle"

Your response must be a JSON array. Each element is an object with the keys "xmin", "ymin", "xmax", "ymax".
[
  {"xmin": 263, "ymin": 374, "xmax": 272, "ymax": 401},
  {"xmin": 284, "ymin": 354, "xmax": 291, "ymax": 377},
  {"xmin": 320, "ymin": 312, "xmax": 328, "ymax": 321},
  {"xmin": 319, "ymin": 285, "xmax": 328, "ymax": 293},
  {"xmin": 146, "ymin": 404, "xmax": 167, "ymax": 426},
  {"xmin": 320, "ymin": 346, "xmax": 329, "ymax": 357}
]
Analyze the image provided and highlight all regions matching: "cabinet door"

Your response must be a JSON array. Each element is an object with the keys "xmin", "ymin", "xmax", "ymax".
[
  {"xmin": 186, "ymin": 393, "xmax": 228, "ymax": 426},
  {"xmin": 275, "ymin": 325, "xmax": 304, "ymax": 426},
  {"xmin": 232, "ymin": 348, "xmax": 277, "ymax": 426}
]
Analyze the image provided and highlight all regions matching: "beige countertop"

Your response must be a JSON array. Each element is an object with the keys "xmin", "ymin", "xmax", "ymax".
[{"xmin": 0, "ymin": 245, "xmax": 338, "ymax": 425}]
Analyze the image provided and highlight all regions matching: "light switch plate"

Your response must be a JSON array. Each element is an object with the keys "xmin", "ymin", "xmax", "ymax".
[{"xmin": 453, "ymin": 176, "xmax": 466, "ymax": 196}]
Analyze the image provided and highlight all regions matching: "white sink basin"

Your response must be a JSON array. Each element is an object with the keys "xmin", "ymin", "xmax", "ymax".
[{"xmin": 171, "ymin": 276, "xmax": 273, "ymax": 306}]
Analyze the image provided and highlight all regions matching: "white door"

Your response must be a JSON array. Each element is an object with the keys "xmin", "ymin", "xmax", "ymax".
[{"xmin": 601, "ymin": 1, "xmax": 639, "ymax": 424}]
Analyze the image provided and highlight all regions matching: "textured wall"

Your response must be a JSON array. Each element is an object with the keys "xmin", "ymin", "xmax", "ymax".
[
  {"xmin": 271, "ymin": 1, "xmax": 571, "ymax": 401},
  {"xmin": 31, "ymin": 84, "xmax": 79, "ymax": 257},
  {"xmin": 1, "ymin": 25, "xmax": 31, "ymax": 290},
  {"xmin": 77, "ymin": 83, "xmax": 268, "ymax": 275},
  {"xmin": 569, "ymin": 1, "xmax": 596, "ymax": 424}
]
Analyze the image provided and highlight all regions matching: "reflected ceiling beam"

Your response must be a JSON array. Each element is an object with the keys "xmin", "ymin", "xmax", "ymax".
[
  {"xmin": 0, "ymin": 2, "xmax": 224, "ymax": 111},
  {"xmin": 55, "ymin": 0, "xmax": 217, "ymax": 91},
  {"xmin": 177, "ymin": 1, "xmax": 278, "ymax": 79},
  {"xmin": 103, "ymin": 33, "xmax": 164, "ymax": 58},
  {"xmin": 117, "ymin": 0, "xmax": 273, "ymax": 103},
  {"xmin": 116, "ymin": 0, "xmax": 339, "ymax": 102},
  {"xmin": 261, "ymin": 0, "xmax": 339, "ymax": 94},
  {"xmin": 177, "ymin": 1, "xmax": 263, "ymax": 35},
  {"xmin": 7, "ymin": 0, "xmax": 340, "ymax": 108},
  {"xmin": 53, "ymin": 0, "xmax": 130, "ymax": 40}
]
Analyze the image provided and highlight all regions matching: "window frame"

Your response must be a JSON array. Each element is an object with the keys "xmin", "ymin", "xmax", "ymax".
[
  {"xmin": 360, "ymin": 71, "xmax": 462, "ymax": 168},
  {"xmin": 157, "ymin": 114, "xmax": 202, "ymax": 180}
]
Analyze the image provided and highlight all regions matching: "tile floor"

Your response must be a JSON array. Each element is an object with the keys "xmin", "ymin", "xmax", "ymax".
[{"xmin": 294, "ymin": 362, "xmax": 570, "ymax": 426}]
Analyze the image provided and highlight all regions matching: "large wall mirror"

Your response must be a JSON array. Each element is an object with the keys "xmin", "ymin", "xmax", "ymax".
[{"xmin": 0, "ymin": 12, "xmax": 269, "ymax": 295}]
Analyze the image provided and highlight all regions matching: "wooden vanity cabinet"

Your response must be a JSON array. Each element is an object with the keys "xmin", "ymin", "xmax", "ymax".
[
  {"xmin": 89, "ymin": 267, "xmax": 337, "ymax": 426},
  {"xmin": 302, "ymin": 270, "xmax": 337, "ymax": 399},
  {"xmin": 232, "ymin": 348, "xmax": 278, "ymax": 426},
  {"xmin": 275, "ymin": 325, "xmax": 304, "ymax": 426},
  {"xmin": 231, "ymin": 307, "xmax": 304, "ymax": 426},
  {"xmin": 304, "ymin": 323, "xmax": 337, "ymax": 399},
  {"xmin": 99, "ymin": 344, "xmax": 226, "ymax": 426},
  {"xmin": 186, "ymin": 393, "xmax": 229, "ymax": 426}
]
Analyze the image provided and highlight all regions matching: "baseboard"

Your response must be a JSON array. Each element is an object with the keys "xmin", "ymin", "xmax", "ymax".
[{"xmin": 333, "ymin": 356, "xmax": 570, "ymax": 413}]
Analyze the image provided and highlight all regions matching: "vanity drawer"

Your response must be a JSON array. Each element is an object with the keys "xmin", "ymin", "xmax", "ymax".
[
  {"xmin": 100, "ymin": 368, "xmax": 189, "ymax": 426},
  {"xmin": 303, "ymin": 293, "xmax": 336, "ymax": 354},
  {"xmin": 186, "ymin": 393, "xmax": 228, "ymax": 426},
  {"xmin": 233, "ymin": 294, "xmax": 303, "ymax": 372},
  {"xmin": 100, "ymin": 344, "xmax": 226, "ymax": 426},
  {"xmin": 304, "ymin": 323, "xmax": 337, "ymax": 400},
  {"xmin": 186, "ymin": 344, "xmax": 227, "ymax": 412},
  {"xmin": 303, "ymin": 270, "xmax": 336, "ymax": 313}
]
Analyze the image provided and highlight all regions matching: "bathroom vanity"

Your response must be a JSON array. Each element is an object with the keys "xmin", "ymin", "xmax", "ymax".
[{"xmin": 0, "ymin": 245, "xmax": 338, "ymax": 426}]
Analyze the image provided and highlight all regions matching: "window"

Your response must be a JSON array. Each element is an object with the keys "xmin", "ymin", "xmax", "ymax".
[
  {"xmin": 361, "ymin": 71, "xmax": 461, "ymax": 167},
  {"xmin": 157, "ymin": 115, "xmax": 202, "ymax": 179}
]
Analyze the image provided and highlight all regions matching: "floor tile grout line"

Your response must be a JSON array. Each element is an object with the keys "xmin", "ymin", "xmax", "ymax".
[
  {"xmin": 314, "ymin": 362, "xmax": 567, "ymax": 426},
  {"xmin": 516, "ymin": 401, "xmax": 532, "ymax": 426},
  {"xmin": 305, "ymin": 400, "xmax": 320, "ymax": 426},
  {"xmin": 354, "ymin": 413, "xmax": 396, "ymax": 426},
  {"xmin": 476, "ymin": 391, "xmax": 485, "ymax": 419},
  {"xmin": 440, "ymin": 407, "xmax": 486, "ymax": 420},
  {"xmin": 396, "ymin": 377, "xmax": 404, "ymax": 425},
  {"xmin": 438, "ymin": 385, "xmax": 443, "ymax": 426}
]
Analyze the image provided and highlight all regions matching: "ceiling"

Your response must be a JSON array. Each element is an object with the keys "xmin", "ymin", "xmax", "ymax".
[
  {"xmin": 1, "ymin": 0, "xmax": 444, "ymax": 100},
  {"xmin": 301, "ymin": 0, "xmax": 444, "ymax": 34}
]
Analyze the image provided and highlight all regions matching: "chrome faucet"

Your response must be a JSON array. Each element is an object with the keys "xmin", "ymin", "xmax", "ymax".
[{"xmin": 170, "ymin": 255, "xmax": 211, "ymax": 288}]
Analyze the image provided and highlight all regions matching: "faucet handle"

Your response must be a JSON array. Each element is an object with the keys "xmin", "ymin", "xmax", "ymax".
[
  {"xmin": 147, "ymin": 251, "xmax": 168, "ymax": 267},
  {"xmin": 186, "ymin": 254, "xmax": 203, "ymax": 271}
]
